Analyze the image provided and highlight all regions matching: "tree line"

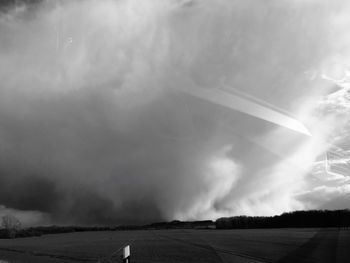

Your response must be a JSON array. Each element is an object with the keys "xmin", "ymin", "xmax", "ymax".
[
  {"xmin": 215, "ymin": 209, "xmax": 350, "ymax": 229},
  {"xmin": 1, "ymin": 209, "xmax": 350, "ymax": 238}
]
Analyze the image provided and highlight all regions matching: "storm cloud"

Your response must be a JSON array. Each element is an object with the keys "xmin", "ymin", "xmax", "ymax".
[{"xmin": 0, "ymin": 0, "xmax": 349, "ymax": 226}]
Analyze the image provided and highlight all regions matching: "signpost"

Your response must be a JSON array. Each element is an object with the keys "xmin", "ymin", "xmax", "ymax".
[{"xmin": 122, "ymin": 245, "xmax": 131, "ymax": 263}]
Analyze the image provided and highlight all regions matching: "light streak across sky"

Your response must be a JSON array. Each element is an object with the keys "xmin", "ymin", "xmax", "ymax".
[{"xmin": 179, "ymin": 85, "xmax": 312, "ymax": 136}]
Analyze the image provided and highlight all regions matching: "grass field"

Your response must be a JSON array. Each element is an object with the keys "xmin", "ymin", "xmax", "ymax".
[{"xmin": 0, "ymin": 228, "xmax": 349, "ymax": 263}]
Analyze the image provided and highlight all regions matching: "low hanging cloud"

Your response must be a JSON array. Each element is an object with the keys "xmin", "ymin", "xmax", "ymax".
[{"xmin": 0, "ymin": 0, "xmax": 349, "ymax": 226}]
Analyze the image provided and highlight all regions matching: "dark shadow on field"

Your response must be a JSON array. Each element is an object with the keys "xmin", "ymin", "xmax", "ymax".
[
  {"xmin": 155, "ymin": 230, "xmax": 271, "ymax": 263},
  {"xmin": 150, "ymin": 230, "xmax": 224, "ymax": 263},
  {"xmin": 276, "ymin": 228, "xmax": 339, "ymax": 263}
]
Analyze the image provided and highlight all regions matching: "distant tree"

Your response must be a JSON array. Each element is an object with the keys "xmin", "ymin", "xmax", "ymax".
[{"xmin": 1, "ymin": 214, "xmax": 21, "ymax": 238}]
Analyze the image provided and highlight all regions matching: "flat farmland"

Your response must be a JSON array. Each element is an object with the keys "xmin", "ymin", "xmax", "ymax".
[{"xmin": 0, "ymin": 228, "xmax": 349, "ymax": 263}]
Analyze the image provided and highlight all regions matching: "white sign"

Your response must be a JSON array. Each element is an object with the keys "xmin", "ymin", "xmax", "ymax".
[{"xmin": 123, "ymin": 245, "xmax": 130, "ymax": 259}]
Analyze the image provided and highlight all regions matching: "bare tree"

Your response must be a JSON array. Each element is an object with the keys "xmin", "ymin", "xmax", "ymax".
[{"xmin": 1, "ymin": 214, "xmax": 21, "ymax": 238}]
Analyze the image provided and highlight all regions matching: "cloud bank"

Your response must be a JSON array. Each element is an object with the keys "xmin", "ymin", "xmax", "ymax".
[{"xmin": 0, "ymin": 0, "xmax": 349, "ymax": 226}]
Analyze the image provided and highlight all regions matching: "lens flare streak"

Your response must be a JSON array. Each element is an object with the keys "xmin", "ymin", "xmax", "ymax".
[{"xmin": 180, "ymin": 85, "xmax": 312, "ymax": 136}]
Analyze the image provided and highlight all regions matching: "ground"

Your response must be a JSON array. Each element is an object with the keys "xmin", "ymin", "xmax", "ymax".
[{"xmin": 0, "ymin": 228, "xmax": 349, "ymax": 262}]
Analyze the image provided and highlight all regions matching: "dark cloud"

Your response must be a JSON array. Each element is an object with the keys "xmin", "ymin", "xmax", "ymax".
[
  {"xmin": 0, "ymin": 0, "xmax": 347, "ymax": 225},
  {"xmin": 0, "ymin": 174, "xmax": 59, "ymax": 212}
]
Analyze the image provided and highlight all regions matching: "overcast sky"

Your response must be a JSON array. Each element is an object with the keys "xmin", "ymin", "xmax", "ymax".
[{"xmin": 0, "ymin": 0, "xmax": 350, "ymax": 226}]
